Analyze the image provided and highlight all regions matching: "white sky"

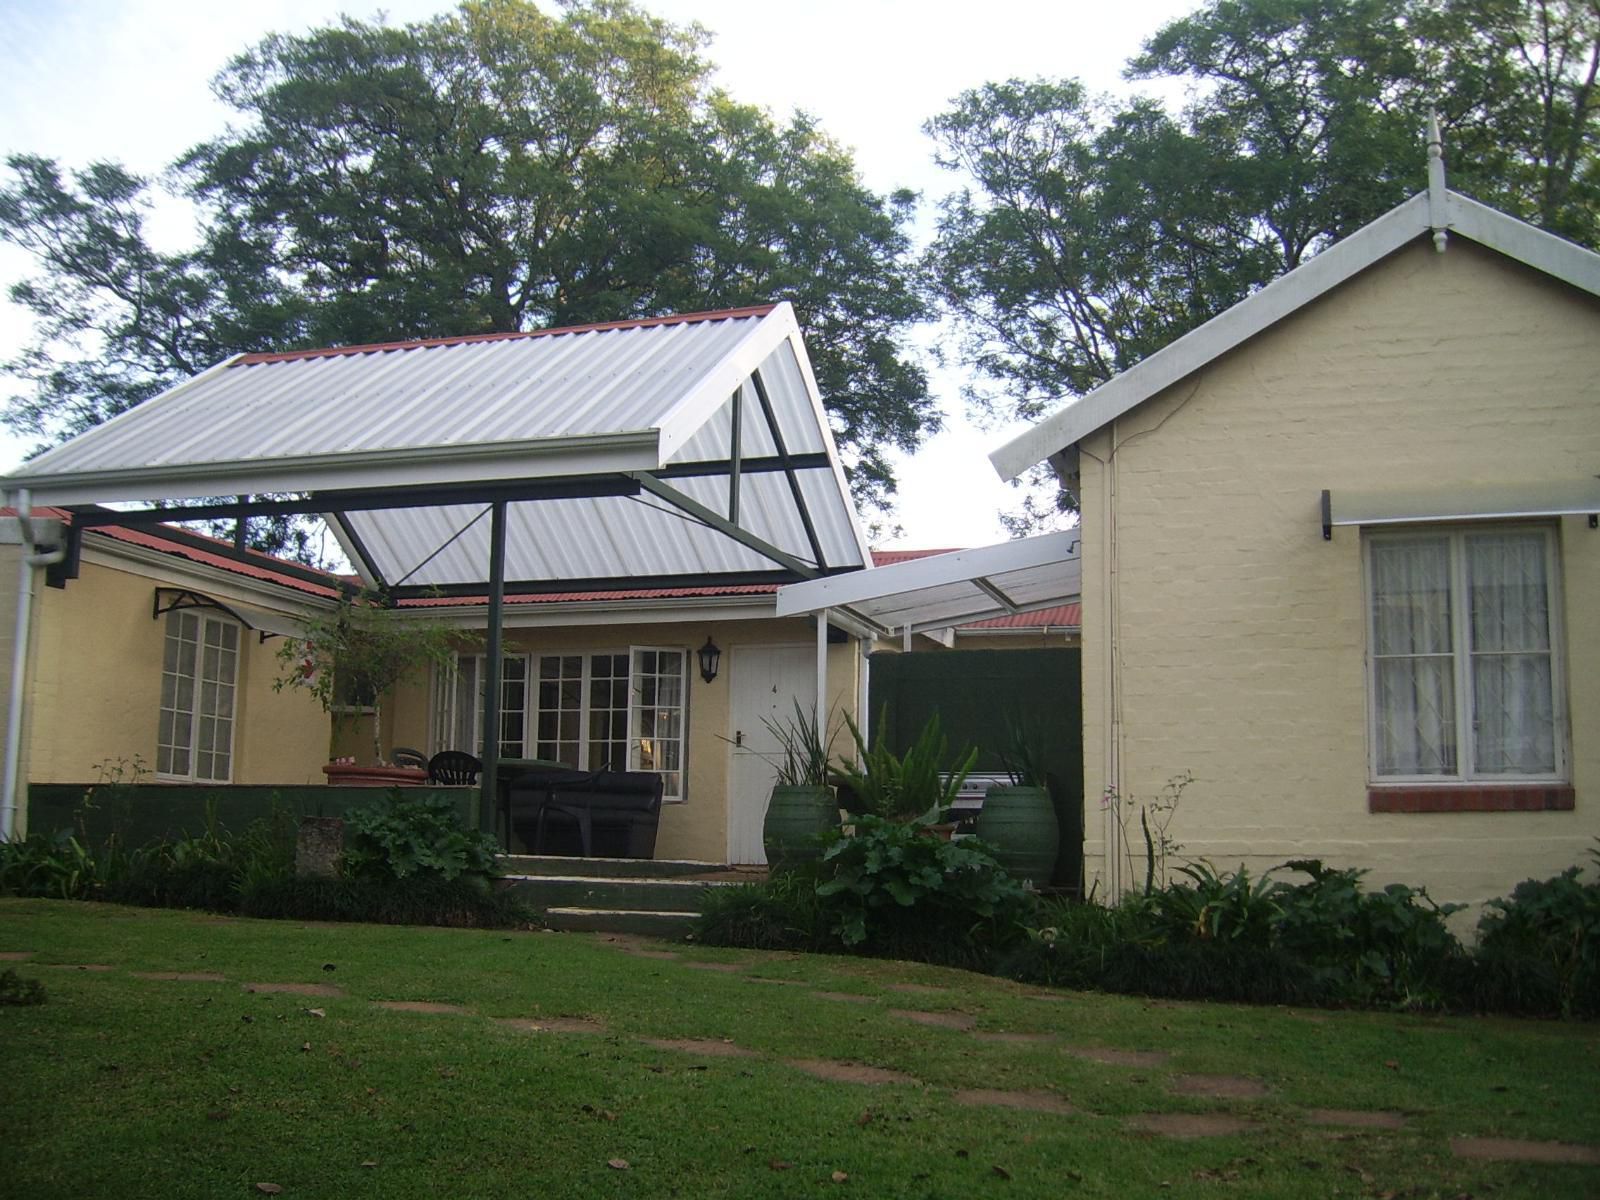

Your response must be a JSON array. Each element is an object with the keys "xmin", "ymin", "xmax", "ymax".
[{"xmin": 0, "ymin": 0, "xmax": 1194, "ymax": 548}]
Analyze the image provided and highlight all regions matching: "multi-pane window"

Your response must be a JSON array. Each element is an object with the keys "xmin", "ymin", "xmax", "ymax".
[
  {"xmin": 1367, "ymin": 527, "xmax": 1563, "ymax": 781},
  {"xmin": 435, "ymin": 647, "xmax": 688, "ymax": 799},
  {"xmin": 157, "ymin": 611, "xmax": 239, "ymax": 782}
]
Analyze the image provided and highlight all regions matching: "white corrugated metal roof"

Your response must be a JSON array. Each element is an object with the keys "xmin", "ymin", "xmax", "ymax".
[
  {"xmin": 3, "ymin": 303, "xmax": 871, "ymax": 588},
  {"xmin": 775, "ymin": 531, "xmax": 1082, "ymax": 635}
]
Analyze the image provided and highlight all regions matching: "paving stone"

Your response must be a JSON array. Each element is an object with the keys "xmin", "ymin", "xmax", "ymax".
[
  {"xmin": 1450, "ymin": 1137, "xmax": 1600, "ymax": 1165},
  {"xmin": 953, "ymin": 1088, "xmax": 1076, "ymax": 1115},
  {"xmin": 131, "ymin": 971, "xmax": 227, "ymax": 982},
  {"xmin": 243, "ymin": 982, "xmax": 344, "ymax": 997},
  {"xmin": 1169, "ymin": 1074, "xmax": 1271, "ymax": 1099},
  {"xmin": 43, "ymin": 963, "xmax": 114, "ymax": 972},
  {"xmin": 0, "ymin": 951, "xmax": 34, "ymax": 961},
  {"xmin": 971, "ymin": 1031, "xmax": 1057, "ymax": 1046},
  {"xmin": 885, "ymin": 983, "xmax": 946, "ymax": 996},
  {"xmin": 812, "ymin": 991, "xmax": 875, "ymax": 1005},
  {"xmin": 639, "ymin": 1037, "xmax": 760, "ymax": 1058},
  {"xmin": 1126, "ymin": 1113, "xmax": 1260, "ymax": 1138},
  {"xmin": 889, "ymin": 1009, "xmax": 976, "ymax": 1031},
  {"xmin": 496, "ymin": 1016, "xmax": 606, "ymax": 1034},
  {"xmin": 373, "ymin": 1000, "xmax": 472, "ymax": 1014},
  {"xmin": 1306, "ymin": 1109, "xmax": 1406, "ymax": 1130},
  {"xmin": 786, "ymin": 1059, "xmax": 917, "ymax": 1086},
  {"xmin": 1063, "ymin": 1045, "xmax": 1170, "ymax": 1068}
]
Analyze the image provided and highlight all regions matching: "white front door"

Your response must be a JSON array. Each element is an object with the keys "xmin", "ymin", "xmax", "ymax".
[{"xmin": 727, "ymin": 644, "xmax": 816, "ymax": 865}]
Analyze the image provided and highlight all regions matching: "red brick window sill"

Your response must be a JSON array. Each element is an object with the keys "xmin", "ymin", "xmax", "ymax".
[{"xmin": 1368, "ymin": 785, "xmax": 1575, "ymax": 813}]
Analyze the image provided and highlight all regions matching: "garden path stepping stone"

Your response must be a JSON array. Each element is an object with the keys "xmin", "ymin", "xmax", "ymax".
[
  {"xmin": 639, "ymin": 1037, "xmax": 760, "ymax": 1058},
  {"xmin": 890, "ymin": 1009, "xmax": 976, "ymax": 1031},
  {"xmin": 885, "ymin": 983, "xmax": 946, "ymax": 995},
  {"xmin": 131, "ymin": 971, "xmax": 227, "ymax": 982},
  {"xmin": 1169, "ymin": 1074, "xmax": 1271, "ymax": 1099},
  {"xmin": 0, "ymin": 951, "xmax": 33, "ymax": 961},
  {"xmin": 683, "ymin": 961, "xmax": 744, "ymax": 974},
  {"xmin": 373, "ymin": 1001, "xmax": 472, "ymax": 1014},
  {"xmin": 971, "ymin": 1031, "xmax": 1056, "ymax": 1046},
  {"xmin": 744, "ymin": 976, "xmax": 807, "ymax": 986},
  {"xmin": 1126, "ymin": 1113, "xmax": 1260, "ymax": 1138},
  {"xmin": 1450, "ymin": 1137, "xmax": 1600, "ymax": 1165},
  {"xmin": 497, "ymin": 1017, "xmax": 606, "ymax": 1034},
  {"xmin": 786, "ymin": 1059, "xmax": 918, "ymax": 1086},
  {"xmin": 953, "ymin": 1088, "xmax": 1076, "ymax": 1115},
  {"xmin": 244, "ymin": 982, "xmax": 344, "ymax": 997},
  {"xmin": 1306, "ymin": 1109, "xmax": 1406, "ymax": 1130},
  {"xmin": 812, "ymin": 991, "xmax": 874, "ymax": 1005},
  {"xmin": 44, "ymin": 963, "xmax": 114, "ymax": 972},
  {"xmin": 1063, "ymin": 1045, "xmax": 1170, "ymax": 1068}
]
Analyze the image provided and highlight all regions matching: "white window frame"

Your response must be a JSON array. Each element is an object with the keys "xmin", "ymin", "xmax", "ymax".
[
  {"xmin": 433, "ymin": 646, "xmax": 690, "ymax": 801},
  {"xmin": 1364, "ymin": 523, "xmax": 1567, "ymax": 785},
  {"xmin": 157, "ymin": 609, "xmax": 240, "ymax": 783}
]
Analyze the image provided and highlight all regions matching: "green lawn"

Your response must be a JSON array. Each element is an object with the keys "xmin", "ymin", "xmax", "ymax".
[{"xmin": 2, "ymin": 898, "xmax": 1596, "ymax": 1199}]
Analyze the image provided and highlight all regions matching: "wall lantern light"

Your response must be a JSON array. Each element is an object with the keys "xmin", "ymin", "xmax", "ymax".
[{"xmin": 697, "ymin": 635, "xmax": 722, "ymax": 684}]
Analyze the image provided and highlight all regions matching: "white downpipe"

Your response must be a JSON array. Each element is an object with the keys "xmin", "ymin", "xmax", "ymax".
[
  {"xmin": 3, "ymin": 489, "xmax": 65, "ymax": 842},
  {"xmin": 815, "ymin": 608, "xmax": 829, "ymax": 740},
  {"xmin": 1103, "ymin": 423, "xmax": 1123, "ymax": 898}
]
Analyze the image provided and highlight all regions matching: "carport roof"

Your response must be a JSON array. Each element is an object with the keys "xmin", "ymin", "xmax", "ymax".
[
  {"xmin": 2, "ymin": 303, "xmax": 871, "ymax": 595},
  {"xmin": 775, "ymin": 531, "xmax": 1082, "ymax": 636}
]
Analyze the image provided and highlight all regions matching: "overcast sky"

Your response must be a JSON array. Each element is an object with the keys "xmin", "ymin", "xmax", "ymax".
[{"xmin": 0, "ymin": 0, "xmax": 1195, "ymax": 547}]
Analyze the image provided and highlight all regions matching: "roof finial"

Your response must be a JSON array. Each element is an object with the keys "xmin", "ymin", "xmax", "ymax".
[{"xmin": 1427, "ymin": 110, "xmax": 1448, "ymax": 252}]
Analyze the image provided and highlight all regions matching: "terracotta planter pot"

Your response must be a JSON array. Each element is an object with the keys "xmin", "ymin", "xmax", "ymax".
[{"xmin": 321, "ymin": 763, "xmax": 428, "ymax": 787}]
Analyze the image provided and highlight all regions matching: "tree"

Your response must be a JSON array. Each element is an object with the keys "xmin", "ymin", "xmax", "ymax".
[
  {"xmin": 925, "ymin": 0, "xmax": 1600, "ymax": 529},
  {"xmin": 1, "ymin": 0, "xmax": 932, "ymax": 535}
]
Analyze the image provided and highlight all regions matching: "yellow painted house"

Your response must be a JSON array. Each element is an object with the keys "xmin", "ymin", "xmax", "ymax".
[{"xmin": 992, "ymin": 178, "xmax": 1600, "ymax": 913}]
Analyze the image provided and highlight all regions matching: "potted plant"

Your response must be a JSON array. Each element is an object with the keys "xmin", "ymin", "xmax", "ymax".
[
  {"xmin": 978, "ymin": 716, "xmax": 1059, "ymax": 885},
  {"xmin": 761, "ymin": 700, "xmax": 842, "ymax": 867},
  {"xmin": 832, "ymin": 710, "xmax": 976, "ymax": 835},
  {"xmin": 275, "ymin": 588, "xmax": 471, "ymax": 783}
]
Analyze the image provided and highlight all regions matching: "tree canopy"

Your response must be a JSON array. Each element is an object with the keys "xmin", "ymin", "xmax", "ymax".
[
  {"xmin": 0, "ymin": 0, "xmax": 932, "ymax": 538},
  {"xmin": 925, "ymin": 0, "xmax": 1600, "ymax": 529}
]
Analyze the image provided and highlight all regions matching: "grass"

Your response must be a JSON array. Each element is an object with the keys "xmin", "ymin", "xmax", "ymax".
[{"xmin": 1, "ymin": 898, "xmax": 1597, "ymax": 1198}]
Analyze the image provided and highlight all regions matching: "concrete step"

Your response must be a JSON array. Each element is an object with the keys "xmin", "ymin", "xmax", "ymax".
[
  {"xmin": 498, "ymin": 854, "xmax": 733, "ymax": 880},
  {"xmin": 502, "ymin": 873, "xmax": 740, "ymax": 914},
  {"xmin": 543, "ymin": 906, "xmax": 698, "ymax": 938}
]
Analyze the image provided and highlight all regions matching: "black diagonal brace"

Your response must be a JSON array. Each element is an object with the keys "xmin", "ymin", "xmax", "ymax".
[{"xmin": 631, "ymin": 473, "xmax": 819, "ymax": 579}]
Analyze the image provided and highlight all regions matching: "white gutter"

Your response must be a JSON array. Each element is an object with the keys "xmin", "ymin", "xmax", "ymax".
[{"xmin": 2, "ymin": 490, "xmax": 66, "ymax": 841}]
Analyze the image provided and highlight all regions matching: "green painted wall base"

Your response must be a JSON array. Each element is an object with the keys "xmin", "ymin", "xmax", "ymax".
[{"xmin": 26, "ymin": 782, "xmax": 485, "ymax": 848}]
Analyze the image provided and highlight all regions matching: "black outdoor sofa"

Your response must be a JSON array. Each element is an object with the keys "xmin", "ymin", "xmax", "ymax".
[{"xmin": 506, "ymin": 766, "xmax": 664, "ymax": 859}]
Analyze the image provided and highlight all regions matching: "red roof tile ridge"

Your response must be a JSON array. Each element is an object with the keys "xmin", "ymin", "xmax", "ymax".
[{"xmin": 232, "ymin": 304, "xmax": 780, "ymax": 366}]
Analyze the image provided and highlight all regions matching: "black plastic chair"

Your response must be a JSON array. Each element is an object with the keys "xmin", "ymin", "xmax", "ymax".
[
  {"xmin": 391, "ymin": 746, "xmax": 428, "ymax": 770},
  {"xmin": 428, "ymin": 750, "xmax": 483, "ymax": 785}
]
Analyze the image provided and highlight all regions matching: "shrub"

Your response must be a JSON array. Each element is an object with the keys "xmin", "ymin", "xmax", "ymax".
[
  {"xmin": 342, "ymin": 791, "xmax": 499, "ymax": 884},
  {"xmin": 692, "ymin": 867, "xmax": 827, "ymax": 951},
  {"xmin": 106, "ymin": 809, "xmax": 296, "ymax": 912},
  {"xmin": 1474, "ymin": 860, "xmax": 1600, "ymax": 1019},
  {"xmin": 815, "ymin": 815, "xmax": 1031, "ymax": 966},
  {"xmin": 0, "ymin": 968, "xmax": 46, "ymax": 1006},
  {"xmin": 0, "ymin": 830, "xmax": 118, "ymax": 900}
]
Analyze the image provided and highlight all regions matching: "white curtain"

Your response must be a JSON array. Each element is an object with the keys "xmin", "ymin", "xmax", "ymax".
[
  {"xmin": 1370, "ymin": 537, "xmax": 1456, "ymax": 775},
  {"xmin": 1468, "ymin": 532, "xmax": 1555, "ymax": 774}
]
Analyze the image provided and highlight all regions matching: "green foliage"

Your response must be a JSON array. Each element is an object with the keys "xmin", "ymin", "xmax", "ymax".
[
  {"xmin": 275, "ymin": 589, "xmax": 471, "ymax": 763},
  {"xmin": 1473, "ymin": 852, "xmax": 1600, "ymax": 1018},
  {"xmin": 833, "ymin": 711, "xmax": 977, "ymax": 824},
  {"xmin": 1102, "ymin": 771, "xmax": 1193, "ymax": 896},
  {"xmin": 690, "ymin": 866, "xmax": 827, "ymax": 951},
  {"xmin": 341, "ymin": 791, "xmax": 499, "ymax": 885},
  {"xmin": 995, "ymin": 712, "xmax": 1048, "ymax": 788},
  {"xmin": 815, "ymin": 814, "xmax": 1028, "ymax": 959},
  {"xmin": 1, "ymin": 0, "xmax": 932, "ymax": 523},
  {"xmin": 106, "ymin": 809, "xmax": 296, "ymax": 912},
  {"xmin": 0, "ymin": 969, "xmax": 46, "ymax": 1006},
  {"xmin": 0, "ymin": 830, "xmax": 118, "ymax": 900},
  {"xmin": 762, "ymin": 701, "xmax": 840, "ymax": 789}
]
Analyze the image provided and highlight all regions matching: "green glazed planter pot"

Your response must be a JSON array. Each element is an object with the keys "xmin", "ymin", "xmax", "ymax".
[
  {"xmin": 976, "ymin": 784, "xmax": 1059, "ymax": 885},
  {"xmin": 763, "ymin": 784, "xmax": 839, "ymax": 867}
]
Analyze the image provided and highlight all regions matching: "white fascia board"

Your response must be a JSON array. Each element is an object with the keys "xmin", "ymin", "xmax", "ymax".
[
  {"xmin": 1446, "ymin": 192, "xmax": 1600, "ymax": 297},
  {"xmin": 7, "ymin": 431, "xmax": 662, "ymax": 507},
  {"xmin": 654, "ymin": 304, "xmax": 796, "ymax": 463},
  {"xmin": 776, "ymin": 531, "xmax": 1081, "ymax": 617},
  {"xmin": 883, "ymin": 591, "xmax": 1083, "ymax": 636},
  {"xmin": 988, "ymin": 193, "xmax": 1434, "ymax": 481}
]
